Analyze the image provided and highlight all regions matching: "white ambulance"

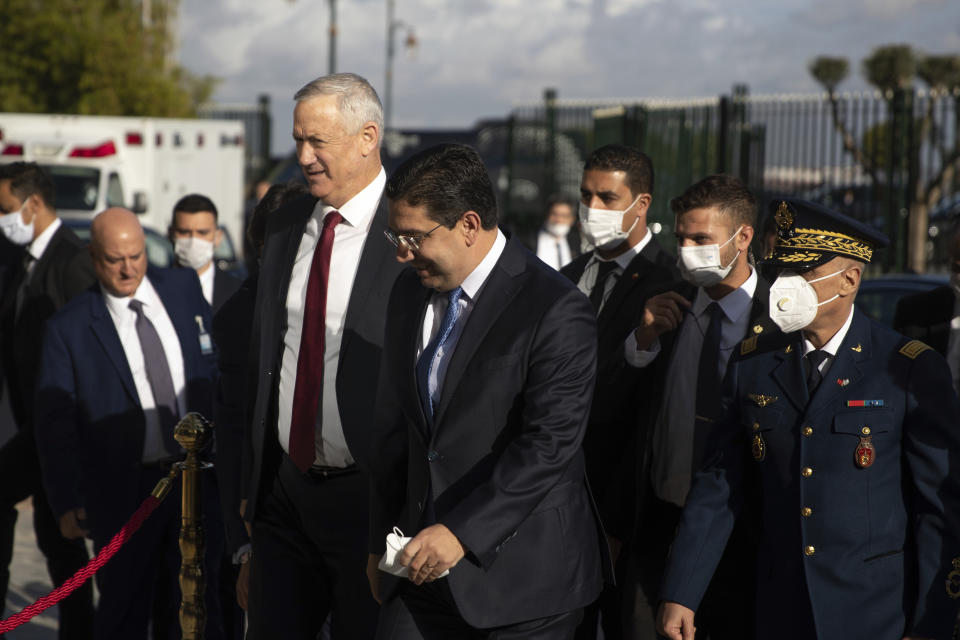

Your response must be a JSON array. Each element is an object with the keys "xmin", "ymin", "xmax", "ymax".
[{"xmin": 0, "ymin": 113, "xmax": 246, "ymax": 261}]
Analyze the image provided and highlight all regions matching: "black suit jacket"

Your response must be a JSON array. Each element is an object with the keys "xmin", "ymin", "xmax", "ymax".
[
  {"xmin": 559, "ymin": 236, "xmax": 679, "ymax": 538},
  {"xmin": 634, "ymin": 273, "xmax": 776, "ymax": 519},
  {"xmin": 370, "ymin": 238, "xmax": 610, "ymax": 628},
  {"xmin": 212, "ymin": 274, "xmax": 256, "ymax": 553},
  {"xmin": 212, "ymin": 266, "xmax": 242, "ymax": 314},
  {"xmin": 243, "ymin": 192, "xmax": 403, "ymax": 520},
  {"xmin": 893, "ymin": 285, "xmax": 953, "ymax": 356},
  {"xmin": 0, "ymin": 223, "xmax": 95, "ymax": 431}
]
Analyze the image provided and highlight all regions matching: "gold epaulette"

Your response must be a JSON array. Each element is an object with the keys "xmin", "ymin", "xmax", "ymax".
[
  {"xmin": 740, "ymin": 335, "xmax": 759, "ymax": 355},
  {"xmin": 899, "ymin": 340, "xmax": 931, "ymax": 360}
]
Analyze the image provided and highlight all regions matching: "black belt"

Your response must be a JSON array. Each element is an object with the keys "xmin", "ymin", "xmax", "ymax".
[{"xmin": 307, "ymin": 464, "xmax": 359, "ymax": 480}]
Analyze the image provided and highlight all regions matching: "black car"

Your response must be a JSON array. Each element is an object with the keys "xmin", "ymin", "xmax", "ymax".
[{"xmin": 855, "ymin": 273, "xmax": 948, "ymax": 327}]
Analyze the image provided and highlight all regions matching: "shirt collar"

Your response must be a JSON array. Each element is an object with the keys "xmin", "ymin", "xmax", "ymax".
[
  {"xmin": 28, "ymin": 217, "xmax": 61, "ymax": 262},
  {"xmin": 692, "ymin": 265, "xmax": 758, "ymax": 322},
  {"xmin": 593, "ymin": 226, "xmax": 653, "ymax": 270},
  {"xmin": 803, "ymin": 305, "xmax": 856, "ymax": 358},
  {"xmin": 313, "ymin": 167, "xmax": 386, "ymax": 232},
  {"xmin": 459, "ymin": 230, "xmax": 507, "ymax": 302},
  {"xmin": 101, "ymin": 275, "xmax": 160, "ymax": 318}
]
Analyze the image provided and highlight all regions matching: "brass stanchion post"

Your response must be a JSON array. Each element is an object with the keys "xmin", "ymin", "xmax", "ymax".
[{"xmin": 174, "ymin": 413, "xmax": 213, "ymax": 640}]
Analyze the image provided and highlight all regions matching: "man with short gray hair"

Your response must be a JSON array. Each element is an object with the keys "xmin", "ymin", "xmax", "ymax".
[{"xmin": 242, "ymin": 72, "xmax": 403, "ymax": 639}]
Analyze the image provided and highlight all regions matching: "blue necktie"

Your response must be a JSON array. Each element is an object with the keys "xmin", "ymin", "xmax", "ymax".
[{"xmin": 416, "ymin": 287, "xmax": 464, "ymax": 423}]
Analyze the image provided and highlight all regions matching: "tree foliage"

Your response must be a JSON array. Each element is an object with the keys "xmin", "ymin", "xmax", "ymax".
[
  {"xmin": 0, "ymin": 0, "xmax": 217, "ymax": 117},
  {"xmin": 809, "ymin": 57, "xmax": 849, "ymax": 94},
  {"xmin": 862, "ymin": 44, "xmax": 917, "ymax": 93}
]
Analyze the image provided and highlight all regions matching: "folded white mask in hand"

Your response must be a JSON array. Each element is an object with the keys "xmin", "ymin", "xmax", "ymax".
[{"xmin": 377, "ymin": 527, "xmax": 450, "ymax": 578}]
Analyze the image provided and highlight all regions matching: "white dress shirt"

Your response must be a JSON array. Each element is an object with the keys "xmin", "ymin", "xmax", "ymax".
[
  {"xmin": 576, "ymin": 227, "xmax": 653, "ymax": 315},
  {"xmin": 801, "ymin": 305, "xmax": 855, "ymax": 380},
  {"xmin": 418, "ymin": 230, "xmax": 507, "ymax": 404},
  {"xmin": 277, "ymin": 168, "xmax": 386, "ymax": 467},
  {"xmin": 625, "ymin": 267, "xmax": 758, "ymax": 507},
  {"xmin": 102, "ymin": 277, "xmax": 186, "ymax": 463},
  {"xmin": 535, "ymin": 229, "xmax": 571, "ymax": 271},
  {"xmin": 199, "ymin": 265, "xmax": 215, "ymax": 307}
]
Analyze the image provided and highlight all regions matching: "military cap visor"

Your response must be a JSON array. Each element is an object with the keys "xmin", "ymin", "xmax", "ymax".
[{"xmin": 761, "ymin": 198, "xmax": 890, "ymax": 270}]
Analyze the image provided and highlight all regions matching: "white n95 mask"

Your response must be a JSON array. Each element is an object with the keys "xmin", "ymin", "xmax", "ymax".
[
  {"xmin": 676, "ymin": 226, "xmax": 742, "ymax": 288},
  {"xmin": 0, "ymin": 208, "xmax": 34, "ymax": 246},
  {"xmin": 545, "ymin": 222, "xmax": 571, "ymax": 238},
  {"xmin": 174, "ymin": 237, "xmax": 215, "ymax": 270},
  {"xmin": 579, "ymin": 194, "xmax": 641, "ymax": 251},
  {"xmin": 768, "ymin": 268, "xmax": 845, "ymax": 333}
]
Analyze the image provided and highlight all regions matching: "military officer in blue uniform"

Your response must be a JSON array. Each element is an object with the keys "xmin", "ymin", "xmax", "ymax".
[{"xmin": 657, "ymin": 198, "xmax": 960, "ymax": 640}]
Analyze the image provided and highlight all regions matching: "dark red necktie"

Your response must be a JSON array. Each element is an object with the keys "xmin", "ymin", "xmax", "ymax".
[{"xmin": 289, "ymin": 211, "xmax": 342, "ymax": 471}]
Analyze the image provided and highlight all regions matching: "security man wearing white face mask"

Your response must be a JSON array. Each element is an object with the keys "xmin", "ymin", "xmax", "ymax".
[
  {"xmin": 560, "ymin": 144, "xmax": 677, "ymax": 640},
  {"xmin": 169, "ymin": 193, "xmax": 241, "ymax": 313},
  {"xmin": 623, "ymin": 174, "xmax": 772, "ymax": 640},
  {"xmin": 0, "ymin": 161, "xmax": 96, "ymax": 637},
  {"xmin": 657, "ymin": 198, "xmax": 960, "ymax": 640}
]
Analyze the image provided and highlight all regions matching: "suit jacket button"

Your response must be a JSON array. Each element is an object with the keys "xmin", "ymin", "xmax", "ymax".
[
  {"xmin": 801, "ymin": 507, "xmax": 812, "ymax": 517},
  {"xmin": 802, "ymin": 426, "xmax": 813, "ymax": 437},
  {"xmin": 427, "ymin": 451, "xmax": 439, "ymax": 462},
  {"xmin": 804, "ymin": 545, "xmax": 816, "ymax": 556},
  {"xmin": 801, "ymin": 467, "xmax": 813, "ymax": 478}
]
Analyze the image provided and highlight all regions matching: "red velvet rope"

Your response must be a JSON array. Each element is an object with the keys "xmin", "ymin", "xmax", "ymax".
[{"xmin": 0, "ymin": 494, "xmax": 162, "ymax": 633}]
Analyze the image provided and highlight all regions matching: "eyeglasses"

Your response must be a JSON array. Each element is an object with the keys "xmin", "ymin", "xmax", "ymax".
[{"xmin": 383, "ymin": 223, "xmax": 444, "ymax": 253}]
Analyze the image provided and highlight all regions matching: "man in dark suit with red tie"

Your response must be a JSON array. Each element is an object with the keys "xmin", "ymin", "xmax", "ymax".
[
  {"xmin": 242, "ymin": 73, "xmax": 403, "ymax": 639},
  {"xmin": 368, "ymin": 143, "xmax": 610, "ymax": 639}
]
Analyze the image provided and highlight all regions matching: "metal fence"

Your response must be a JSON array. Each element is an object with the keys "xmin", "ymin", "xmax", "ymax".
[{"xmin": 504, "ymin": 86, "xmax": 960, "ymax": 273}]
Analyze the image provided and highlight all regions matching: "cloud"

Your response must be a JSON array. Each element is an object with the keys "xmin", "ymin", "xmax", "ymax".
[{"xmin": 175, "ymin": 0, "xmax": 960, "ymax": 154}]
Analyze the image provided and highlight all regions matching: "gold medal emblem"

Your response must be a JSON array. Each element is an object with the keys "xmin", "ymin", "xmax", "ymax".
[
  {"xmin": 774, "ymin": 201, "xmax": 795, "ymax": 238},
  {"xmin": 947, "ymin": 558, "xmax": 960, "ymax": 599},
  {"xmin": 747, "ymin": 393, "xmax": 778, "ymax": 408},
  {"xmin": 855, "ymin": 435, "xmax": 875, "ymax": 469},
  {"xmin": 752, "ymin": 433, "xmax": 766, "ymax": 461}
]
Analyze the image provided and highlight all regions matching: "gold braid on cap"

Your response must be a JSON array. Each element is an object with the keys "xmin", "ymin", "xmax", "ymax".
[{"xmin": 774, "ymin": 227, "xmax": 873, "ymax": 263}]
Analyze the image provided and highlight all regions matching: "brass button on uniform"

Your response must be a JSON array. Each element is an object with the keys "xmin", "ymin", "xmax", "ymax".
[
  {"xmin": 802, "ymin": 426, "xmax": 813, "ymax": 437},
  {"xmin": 801, "ymin": 507, "xmax": 812, "ymax": 517},
  {"xmin": 805, "ymin": 545, "xmax": 816, "ymax": 556},
  {"xmin": 752, "ymin": 422, "xmax": 760, "ymax": 431},
  {"xmin": 861, "ymin": 426, "xmax": 871, "ymax": 435},
  {"xmin": 801, "ymin": 467, "xmax": 813, "ymax": 478}
]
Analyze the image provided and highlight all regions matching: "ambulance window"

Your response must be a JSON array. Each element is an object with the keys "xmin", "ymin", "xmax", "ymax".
[
  {"xmin": 106, "ymin": 173, "xmax": 124, "ymax": 207},
  {"xmin": 43, "ymin": 166, "xmax": 100, "ymax": 211}
]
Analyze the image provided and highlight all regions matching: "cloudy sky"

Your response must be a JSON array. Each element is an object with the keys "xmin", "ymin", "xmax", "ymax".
[{"xmin": 177, "ymin": 0, "xmax": 960, "ymax": 155}]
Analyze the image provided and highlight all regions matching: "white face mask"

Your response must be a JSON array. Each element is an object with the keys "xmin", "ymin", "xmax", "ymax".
[
  {"xmin": 676, "ymin": 226, "xmax": 743, "ymax": 288},
  {"xmin": 174, "ymin": 237, "xmax": 215, "ymax": 271},
  {"xmin": 545, "ymin": 222, "xmax": 571, "ymax": 238},
  {"xmin": 0, "ymin": 208, "xmax": 34, "ymax": 246},
  {"xmin": 578, "ymin": 194, "xmax": 641, "ymax": 251},
  {"xmin": 768, "ymin": 268, "xmax": 846, "ymax": 333}
]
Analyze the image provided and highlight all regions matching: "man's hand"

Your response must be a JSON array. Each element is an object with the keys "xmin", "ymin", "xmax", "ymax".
[
  {"xmin": 236, "ymin": 560, "xmax": 250, "ymax": 610},
  {"xmin": 367, "ymin": 554, "xmax": 383, "ymax": 603},
  {"xmin": 658, "ymin": 601, "xmax": 696, "ymax": 640},
  {"xmin": 400, "ymin": 524, "xmax": 465, "ymax": 585},
  {"xmin": 239, "ymin": 499, "xmax": 251, "ymax": 537},
  {"xmin": 59, "ymin": 508, "xmax": 89, "ymax": 539},
  {"xmin": 606, "ymin": 535, "xmax": 623, "ymax": 566},
  {"xmin": 634, "ymin": 292, "xmax": 691, "ymax": 350}
]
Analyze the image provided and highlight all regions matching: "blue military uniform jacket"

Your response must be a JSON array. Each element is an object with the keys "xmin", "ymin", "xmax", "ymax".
[{"xmin": 661, "ymin": 308, "xmax": 960, "ymax": 639}]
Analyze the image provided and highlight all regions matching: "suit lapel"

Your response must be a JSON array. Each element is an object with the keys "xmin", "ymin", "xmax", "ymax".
[
  {"xmin": 597, "ymin": 240, "xmax": 660, "ymax": 331},
  {"xmin": 432, "ymin": 240, "xmax": 526, "ymax": 429},
  {"xmin": 340, "ymin": 198, "xmax": 391, "ymax": 369},
  {"xmin": 404, "ymin": 286, "xmax": 433, "ymax": 440},
  {"xmin": 89, "ymin": 293, "xmax": 140, "ymax": 404},
  {"xmin": 772, "ymin": 334, "xmax": 808, "ymax": 411}
]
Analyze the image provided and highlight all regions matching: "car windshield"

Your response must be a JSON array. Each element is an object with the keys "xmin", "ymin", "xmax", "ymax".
[{"xmin": 42, "ymin": 166, "xmax": 100, "ymax": 211}]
